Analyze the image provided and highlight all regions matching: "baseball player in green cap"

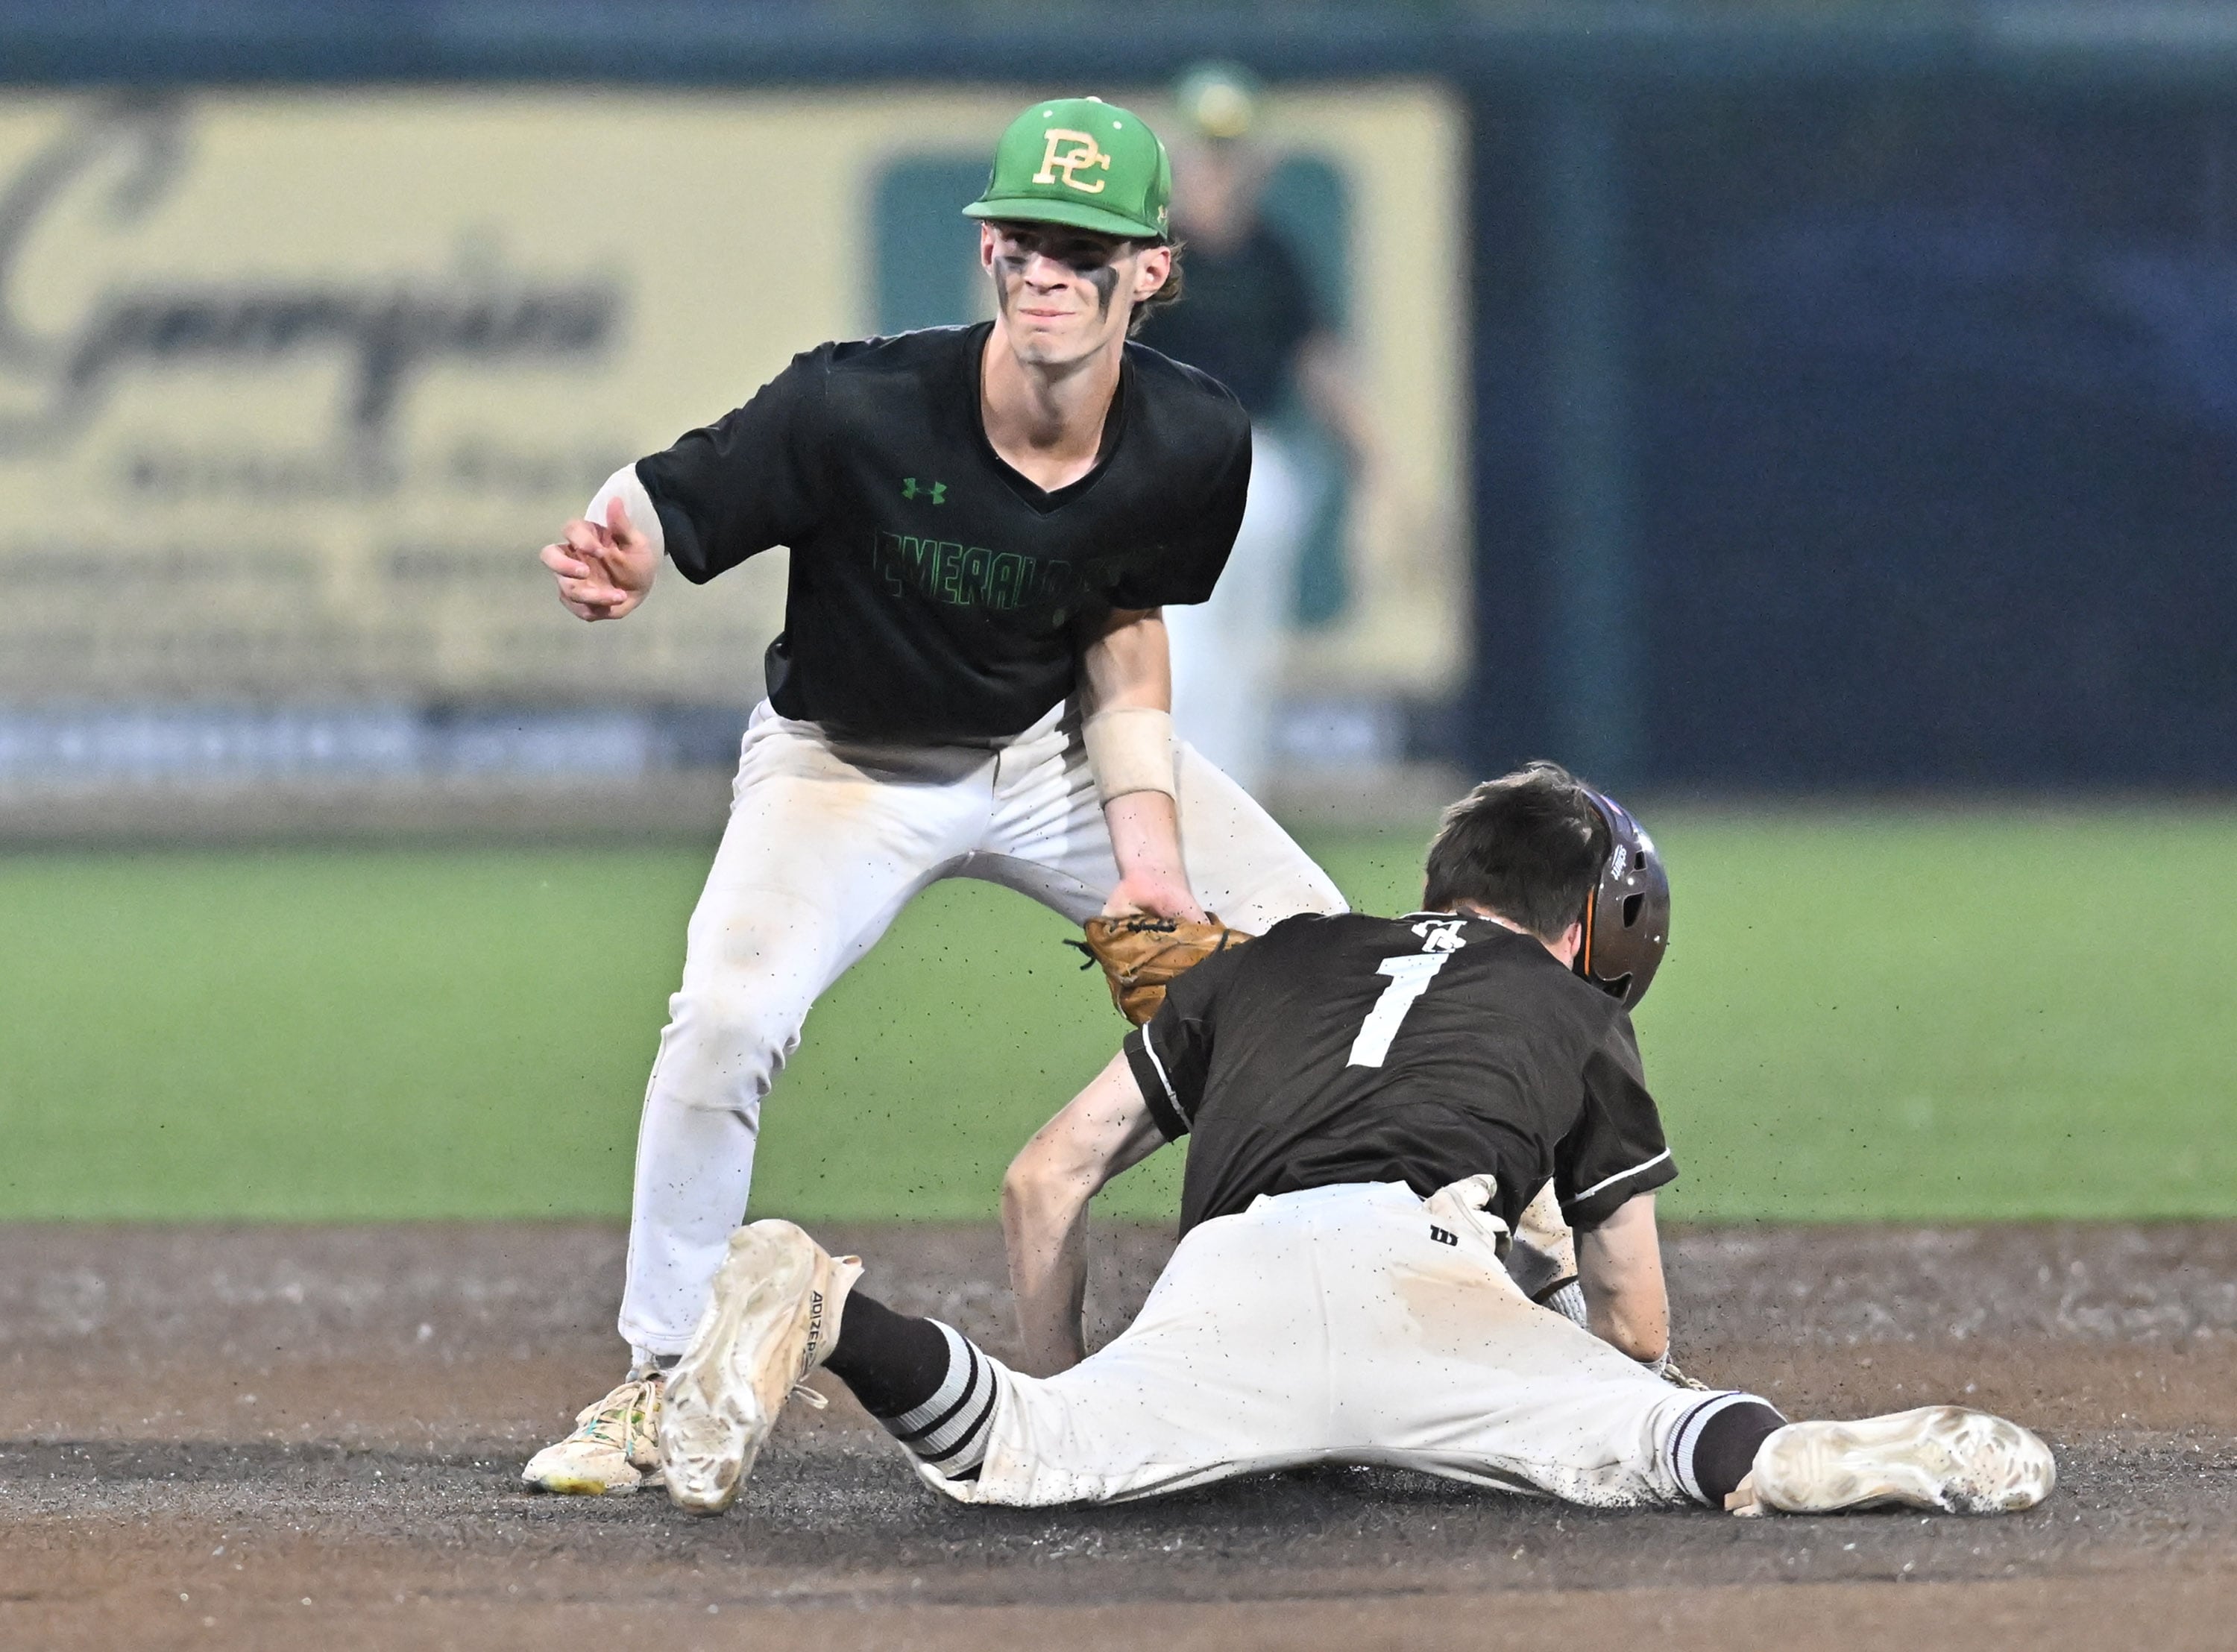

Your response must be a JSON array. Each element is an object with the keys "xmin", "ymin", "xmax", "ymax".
[{"xmin": 524, "ymin": 96, "xmax": 1346, "ymax": 1495}]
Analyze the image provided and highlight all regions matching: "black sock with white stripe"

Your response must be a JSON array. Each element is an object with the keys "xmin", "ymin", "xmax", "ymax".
[
  {"xmin": 823, "ymin": 1293, "xmax": 1001, "ymax": 1479},
  {"xmin": 1670, "ymin": 1393, "xmax": 1787, "ymax": 1507}
]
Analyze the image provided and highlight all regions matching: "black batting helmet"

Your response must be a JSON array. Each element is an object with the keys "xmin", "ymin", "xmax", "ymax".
[{"xmin": 1573, "ymin": 790, "xmax": 1670, "ymax": 1009}]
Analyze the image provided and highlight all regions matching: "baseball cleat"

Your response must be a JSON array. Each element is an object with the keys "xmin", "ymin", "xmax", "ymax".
[
  {"xmin": 658, "ymin": 1220, "xmax": 862, "ymax": 1516},
  {"xmin": 1737, "ymin": 1405, "xmax": 2056, "ymax": 1516},
  {"xmin": 521, "ymin": 1372, "xmax": 664, "ymax": 1495}
]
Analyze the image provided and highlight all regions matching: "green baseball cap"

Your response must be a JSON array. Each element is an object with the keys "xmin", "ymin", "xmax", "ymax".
[{"xmin": 963, "ymin": 97, "xmax": 1172, "ymax": 242}]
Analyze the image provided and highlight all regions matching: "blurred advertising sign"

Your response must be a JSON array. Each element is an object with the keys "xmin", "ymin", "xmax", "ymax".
[{"xmin": 0, "ymin": 88, "xmax": 1464, "ymax": 706}]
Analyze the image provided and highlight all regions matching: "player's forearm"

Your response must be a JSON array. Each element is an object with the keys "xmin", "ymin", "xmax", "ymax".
[
  {"xmin": 1079, "ymin": 608, "xmax": 1201, "ymax": 917},
  {"xmin": 1001, "ymin": 1163, "xmax": 1093, "ymax": 1374},
  {"xmin": 1576, "ymin": 1195, "xmax": 1671, "ymax": 1363},
  {"xmin": 1103, "ymin": 789, "xmax": 1189, "ymax": 892},
  {"xmin": 1001, "ymin": 1054, "xmax": 1168, "ymax": 1374}
]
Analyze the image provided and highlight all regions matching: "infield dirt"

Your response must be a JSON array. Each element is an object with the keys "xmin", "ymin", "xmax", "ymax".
[{"xmin": 4, "ymin": 1220, "xmax": 2235, "ymax": 1650}]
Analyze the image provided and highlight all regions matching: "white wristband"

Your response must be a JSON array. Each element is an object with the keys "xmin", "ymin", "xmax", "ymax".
[
  {"xmin": 1083, "ymin": 706, "xmax": 1177, "ymax": 804},
  {"xmin": 584, "ymin": 464, "xmax": 665, "ymax": 561}
]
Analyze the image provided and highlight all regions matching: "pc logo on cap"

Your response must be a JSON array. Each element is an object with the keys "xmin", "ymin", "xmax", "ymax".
[{"xmin": 964, "ymin": 97, "xmax": 1173, "ymax": 242}]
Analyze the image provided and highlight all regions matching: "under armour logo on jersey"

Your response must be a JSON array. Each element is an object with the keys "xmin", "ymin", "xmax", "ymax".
[
  {"xmin": 1429, "ymin": 1226, "xmax": 1458, "ymax": 1247},
  {"xmin": 1412, "ymin": 918, "xmax": 1467, "ymax": 953},
  {"xmin": 1032, "ymin": 129, "xmax": 1111, "ymax": 195},
  {"xmin": 902, "ymin": 477, "xmax": 947, "ymax": 505}
]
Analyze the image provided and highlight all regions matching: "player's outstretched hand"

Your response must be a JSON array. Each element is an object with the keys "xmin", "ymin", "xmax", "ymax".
[{"xmin": 539, "ymin": 496, "xmax": 657, "ymax": 621}]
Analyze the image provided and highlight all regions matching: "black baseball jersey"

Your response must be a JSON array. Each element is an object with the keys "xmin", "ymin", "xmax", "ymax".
[
  {"xmin": 632, "ymin": 323, "xmax": 1252, "ymax": 743},
  {"xmin": 1123, "ymin": 911, "xmax": 1676, "ymax": 1237}
]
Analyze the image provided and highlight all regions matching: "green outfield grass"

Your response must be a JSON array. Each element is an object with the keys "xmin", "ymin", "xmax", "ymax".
[{"xmin": 1, "ymin": 808, "xmax": 2230, "ymax": 1225}]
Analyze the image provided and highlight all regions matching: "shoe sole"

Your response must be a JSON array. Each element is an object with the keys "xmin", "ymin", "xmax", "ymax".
[
  {"xmin": 1755, "ymin": 1405, "xmax": 2057, "ymax": 1515},
  {"xmin": 658, "ymin": 1223, "xmax": 818, "ymax": 1516},
  {"xmin": 521, "ymin": 1463, "xmax": 644, "ymax": 1496}
]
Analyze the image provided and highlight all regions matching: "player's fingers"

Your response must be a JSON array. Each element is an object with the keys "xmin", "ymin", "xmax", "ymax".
[
  {"xmin": 605, "ymin": 494, "xmax": 642, "ymax": 547},
  {"xmin": 563, "ymin": 517, "xmax": 611, "ymax": 557},
  {"xmin": 539, "ymin": 542, "xmax": 591, "ymax": 578},
  {"xmin": 558, "ymin": 587, "xmax": 619, "ymax": 621},
  {"xmin": 555, "ymin": 564, "xmax": 626, "ymax": 604}
]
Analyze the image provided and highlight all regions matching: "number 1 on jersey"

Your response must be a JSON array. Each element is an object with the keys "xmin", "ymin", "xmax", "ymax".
[{"xmin": 1347, "ymin": 953, "xmax": 1451, "ymax": 1068}]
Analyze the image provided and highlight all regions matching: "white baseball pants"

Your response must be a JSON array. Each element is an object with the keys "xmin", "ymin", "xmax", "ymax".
[
  {"xmin": 618, "ymin": 699, "xmax": 1347, "ymax": 1358},
  {"xmin": 916, "ymin": 1178, "xmax": 1733, "ymax": 1510}
]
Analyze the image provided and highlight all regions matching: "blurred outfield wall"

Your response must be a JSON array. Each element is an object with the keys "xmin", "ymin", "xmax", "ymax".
[
  {"xmin": 0, "ymin": 84, "xmax": 1464, "ymax": 801},
  {"xmin": 4, "ymin": 4, "xmax": 2237, "ymax": 803}
]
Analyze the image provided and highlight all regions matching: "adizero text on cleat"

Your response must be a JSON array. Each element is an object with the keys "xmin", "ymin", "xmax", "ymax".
[
  {"xmin": 658, "ymin": 1220, "xmax": 862, "ymax": 1516},
  {"xmin": 1749, "ymin": 1405, "xmax": 2057, "ymax": 1516},
  {"xmin": 521, "ymin": 1372, "xmax": 664, "ymax": 1495}
]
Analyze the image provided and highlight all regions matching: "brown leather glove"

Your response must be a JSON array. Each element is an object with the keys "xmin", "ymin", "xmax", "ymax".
[{"xmin": 1072, "ymin": 913, "xmax": 1252, "ymax": 1025}]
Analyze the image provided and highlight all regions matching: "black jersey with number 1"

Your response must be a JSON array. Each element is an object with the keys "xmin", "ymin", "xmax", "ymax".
[
  {"xmin": 631, "ymin": 322, "xmax": 1251, "ymax": 744},
  {"xmin": 1123, "ymin": 911, "xmax": 1678, "ymax": 1238}
]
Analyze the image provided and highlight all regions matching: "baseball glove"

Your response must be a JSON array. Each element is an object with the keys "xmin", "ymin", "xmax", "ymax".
[{"xmin": 1072, "ymin": 912, "xmax": 1252, "ymax": 1025}]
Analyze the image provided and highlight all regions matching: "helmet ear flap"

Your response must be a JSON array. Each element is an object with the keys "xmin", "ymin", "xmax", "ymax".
[{"xmin": 1571, "ymin": 791, "xmax": 1670, "ymax": 1009}]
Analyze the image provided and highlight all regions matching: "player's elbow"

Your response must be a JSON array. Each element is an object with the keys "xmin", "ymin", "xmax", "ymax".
[
  {"xmin": 1583, "ymin": 1274, "xmax": 1670, "ymax": 1363},
  {"xmin": 1007, "ymin": 1135, "xmax": 1092, "ymax": 1225},
  {"xmin": 998, "ymin": 1156, "xmax": 1042, "ymax": 1227},
  {"xmin": 1001, "ymin": 1141, "xmax": 1077, "ymax": 1229},
  {"xmin": 1599, "ymin": 1305, "xmax": 1668, "ymax": 1366}
]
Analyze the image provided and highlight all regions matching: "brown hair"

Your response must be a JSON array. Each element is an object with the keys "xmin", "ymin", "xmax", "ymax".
[
  {"xmin": 1127, "ymin": 239, "xmax": 1184, "ymax": 335},
  {"xmin": 1423, "ymin": 761, "xmax": 1611, "ymax": 942}
]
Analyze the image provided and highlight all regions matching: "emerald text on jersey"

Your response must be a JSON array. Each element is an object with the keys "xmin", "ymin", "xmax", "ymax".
[{"xmin": 872, "ymin": 531, "xmax": 1118, "ymax": 612}]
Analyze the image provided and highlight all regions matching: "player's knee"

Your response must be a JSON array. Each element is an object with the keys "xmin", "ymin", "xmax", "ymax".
[{"xmin": 658, "ymin": 978, "xmax": 807, "ymax": 1107}]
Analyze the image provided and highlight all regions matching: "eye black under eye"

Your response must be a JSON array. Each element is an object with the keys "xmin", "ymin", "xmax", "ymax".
[{"xmin": 1009, "ymin": 236, "xmax": 1109, "ymax": 268}]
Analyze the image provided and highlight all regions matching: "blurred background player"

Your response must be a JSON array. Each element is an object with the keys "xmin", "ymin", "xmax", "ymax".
[
  {"xmin": 651, "ymin": 764, "xmax": 2056, "ymax": 1522},
  {"xmin": 1133, "ymin": 65, "xmax": 1378, "ymax": 796},
  {"xmin": 523, "ymin": 95, "xmax": 1344, "ymax": 1496}
]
